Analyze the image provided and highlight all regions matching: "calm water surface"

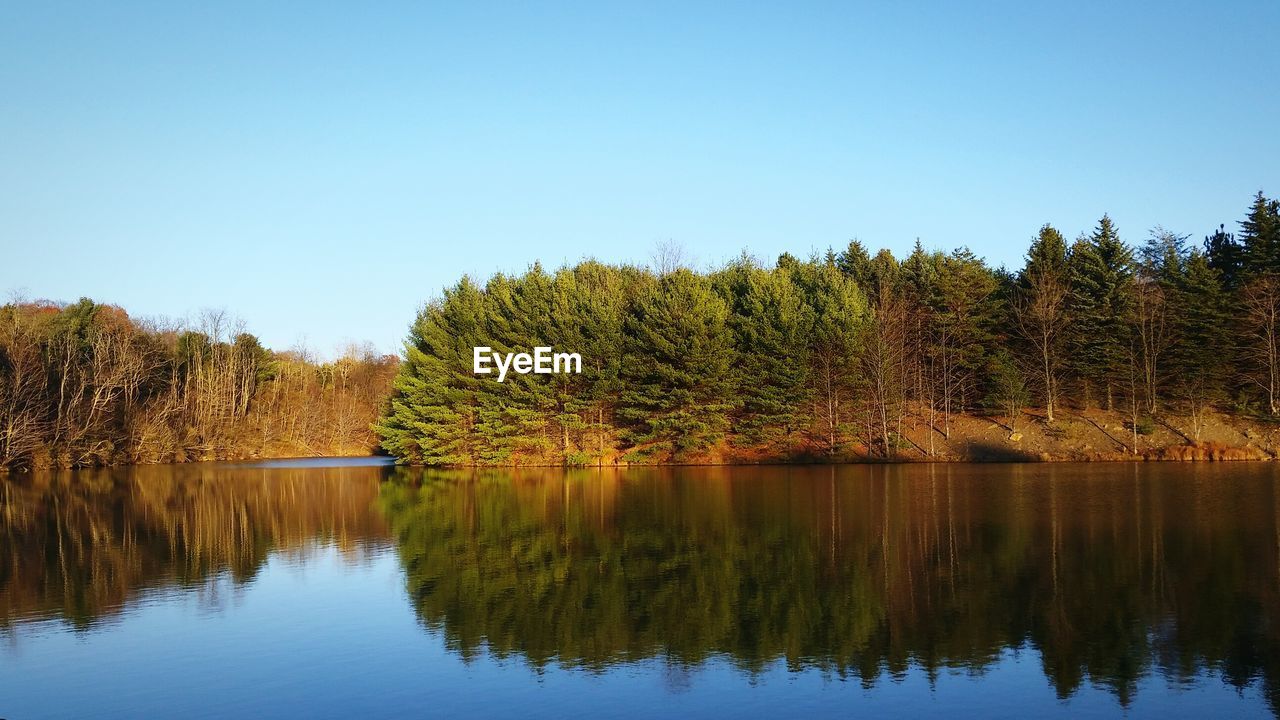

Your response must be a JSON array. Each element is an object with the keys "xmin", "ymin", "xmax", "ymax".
[{"xmin": 2, "ymin": 460, "xmax": 1278, "ymax": 718}]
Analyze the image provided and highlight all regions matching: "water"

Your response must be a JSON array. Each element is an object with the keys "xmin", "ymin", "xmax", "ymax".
[{"xmin": 2, "ymin": 460, "xmax": 1278, "ymax": 719}]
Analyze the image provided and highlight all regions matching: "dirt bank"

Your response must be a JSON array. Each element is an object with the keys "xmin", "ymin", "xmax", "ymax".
[{"xmin": 705, "ymin": 408, "xmax": 1280, "ymax": 464}]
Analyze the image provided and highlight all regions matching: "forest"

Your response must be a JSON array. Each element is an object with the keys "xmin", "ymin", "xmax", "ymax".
[
  {"xmin": 0, "ymin": 300, "xmax": 397, "ymax": 471},
  {"xmin": 378, "ymin": 191, "xmax": 1280, "ymax": 465},
  {"xmin": 6, "ymin": 191, "xmax": 1280, "ymax": 470}
]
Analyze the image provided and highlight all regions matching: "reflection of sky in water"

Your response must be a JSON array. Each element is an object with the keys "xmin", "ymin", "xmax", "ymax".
[
  {"xmin": 0, "ymin": 544, "xmax": 1271, "ymax": 720},
  {"xmin": 218, "ymin": 456, "xmax": 397, "ymax": 469}
]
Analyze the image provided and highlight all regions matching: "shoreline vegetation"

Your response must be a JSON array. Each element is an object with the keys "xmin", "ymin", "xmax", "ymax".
[
  {"xmin": 377, "ymin": 191, "xmax": 1280, "ymax": 466},
  {"xmin": 5, "ymin": 190, "xmax": 1280, "ymax": 471},
  {"xmin": 0, "ymin": 301, "xmax": 397, "ymax": 472}
]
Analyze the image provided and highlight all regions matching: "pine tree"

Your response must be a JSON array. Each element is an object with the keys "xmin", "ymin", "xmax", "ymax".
[
  {"xmin": 618, "ymin": 269, "xmax": 735, "ymax": 460},
  {"xmin": 836, "ymin": 240, "xmax": 874, "ymax": 289},
  {"xmin": 713, "ymin": 255, "xmax": 811, "ymax": 447},
  {"xmin": 374, "ymin": 190, "xmax": 1280, "ymax": 466},
  {"xmin": 552, "ymin": 261, "xmax": 628, "ymax": 464},
  {"xmin": 1240, "ymin": 191, "xmax": 1280, "ymax": 277},
  {"xmin": 474, "ymin": 269, "xmax": 557, "ymax": 463},
  {"xmin": 1204, "ymin": 224, "xmax": 1244, "ymax": 291},
  {"xmin": 868, "ymin": 248, "xmax": 903, "ymax": 293},
  {"xmin": 1142, "ymin": 227, "xmax": 1190, "ymax": 287},
  {"xmin": 900, "ymin": 240, "xmax": 939, "ymax": 300},
  {"xmin": 376, "ymin": 278, "xmax": 487, "ymax": 464},
  {"xmin": 1167, "ymin": 250, "xmax": 1230, "ymax": 439},
  {"xmin": 790, "ymin": 259, "xmax": 867, "ymax": 454},
  {"xmin": 929, "ymin": 248, "xmax": 1000, "ymax": 436},
  {"xmin": 1025, "ymin": 224, "xmax": 1069, "ymax": 279},
  {"xmin": 541, "ymin": 267, "xmax": 593, "ymax": 462},
  {"xmin": 1067, "ymin": 215, "xmax": 1135, "ymax": 410}
]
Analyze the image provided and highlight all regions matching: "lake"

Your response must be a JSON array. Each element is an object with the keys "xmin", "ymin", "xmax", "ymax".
[{"xmin": 1, "ymin": 460, "xmax": 1278, "ymax": 718}]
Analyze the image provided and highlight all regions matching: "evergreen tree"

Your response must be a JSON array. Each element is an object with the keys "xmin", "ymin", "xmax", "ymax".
[
  {"xmin": 554, "ymin": 262, "xmax": 628, "ymax": 464},
  {"xmin": 836, "ymin": 240, "xmax": 874, "ymax": 289},
  {"xmin": 376, "ymin": 278, "xmax": 487, "ymax": 464},
  {"xmin": 713, "ymin": 256, "xmax": 811, "ymax": 446},
  {"xmin": 898, "ymin": 242, "xmax": 938, "ymax": 437},
  {"xmin": 372, "ymin": 190, "xmax": 1280, "ymax": 466},
  {"xmin": 868, "ymin": 248, "xmax": 904, "ymax": 295},
  {"xmin": 1240, "ymin": 191, "xmax": 1280, "ymax": 277},
  {"xmin": 900, "ymin": 240, "xmax": 939, "ymax": 301},
  {"xmin": 1140, "ymin": 226, "xmax": 1190, "ymax": 280},
  {"xmin": 1204, "ymin": 224, "xmax": 1244, "ymax": 291},
  {"xmin": 1024, "ymin": 224, "xmax": 1069, "ymax": 279},
  {"xmin": 618, "ymin": 269, "xmax": 736, "ymax": 459},
  {"xmin": 790, "ymin": 259, "xmax": 868, "ymax": 453},
  {"xmin": 1067, "ymin": 215, "xmax": 1135, "ymax": 409},
  {"xmin": 929, "ymin": 248, "xmax": 1000, "ymax": 434},
  {"xmin": 1166, "ymin": 250, "xmax": 1231, "ymax": 438},
  {"xmin": 473, "ymin": 269, "xmax": 558, "ymax": 463}
]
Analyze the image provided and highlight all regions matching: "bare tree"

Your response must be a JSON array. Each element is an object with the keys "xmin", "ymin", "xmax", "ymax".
[
  {"xmin": 1241, "ymin": 274, "xmax": 1280, "ymax": 415},
  {"xmin": 809, "ymin": 343, "xmax": 847, "ymax": 455},
  {"xmin": 1130, "ymin": 276, "xmax": 1171, "ymax": 414},
  {"xmin": 0, "ymin": 297, "xmax": 398, "ymax": 471},
  {"xmin": 0, "ymin": 304, "xmax": 50, "ymax": 469},
  {"xmin": 860, "ymin": 286, "xmax": 909, "ymax": 458},
  {"xmin": 1012, "ymin": 265, "xmax": 1069, "ymax": 423},
  {"xmin": 650, "ymin": 240, "xmax": 691, "ymax": 276},
  {"xmin": 986, "ymin": 353, "xmax": 1028, "ymax": 434}
]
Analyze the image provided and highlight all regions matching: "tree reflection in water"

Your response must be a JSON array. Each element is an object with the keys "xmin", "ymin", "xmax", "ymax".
[
  {"xmin": 0, "ymin": 462, "xmax": 388, "ymax": 629},
  {"xmin": 2, "ymin": 462, "xmax": 1278, "ymax": 714},
  {"xmin": 379, "ymin": 464, "xmax": 1280, "ymax": 712}
]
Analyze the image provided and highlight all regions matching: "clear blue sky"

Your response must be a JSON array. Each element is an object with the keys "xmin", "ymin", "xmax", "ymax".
[{"xmin": 3, "ymin": 1, "xmax": 1278, "ymax": 355}]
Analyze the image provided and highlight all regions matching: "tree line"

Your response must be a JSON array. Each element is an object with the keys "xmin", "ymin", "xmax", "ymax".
[
  {"xmin": 0, "ymin": 299, "xmax": 397, "ymax": 471},
  {"xmin": 378, "ymin": 191, "xmax": 1280, "ymax": 465}
]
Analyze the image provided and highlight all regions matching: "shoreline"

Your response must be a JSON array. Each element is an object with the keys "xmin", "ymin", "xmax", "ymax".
[{"xmin": 5, "ymin": 408, "xmax": 1279, "ymax": 473}]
